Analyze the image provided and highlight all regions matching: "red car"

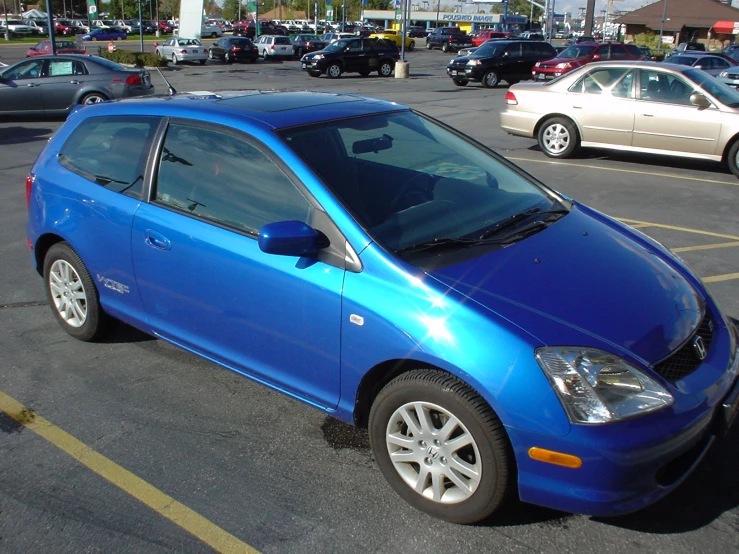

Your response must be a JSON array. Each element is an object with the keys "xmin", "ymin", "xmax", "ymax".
[
  {"xmin": 532, "ymin": 42, "xmax": 642, "ymax": 80},
  {"xmin": 26, "ymin": 40, "xmax": 87, "ymax": 57},
  {"xmin": 157, "ymin": 20, "xmax": 173, "ymax": 33},
  {"xmin": 471, "ymin": 30, "xmax": 510, "ymax": 47}
]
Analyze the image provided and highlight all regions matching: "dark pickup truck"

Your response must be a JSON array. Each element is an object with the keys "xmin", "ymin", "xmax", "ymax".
[{"xmin": 426, "ymin": 26, "xmax": 473, "ymax": 52}]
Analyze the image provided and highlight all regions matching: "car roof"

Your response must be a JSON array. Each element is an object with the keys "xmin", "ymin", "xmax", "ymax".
[{"xmin": 74, "ymin": 90, "xmax": 408, "ymax": 130}]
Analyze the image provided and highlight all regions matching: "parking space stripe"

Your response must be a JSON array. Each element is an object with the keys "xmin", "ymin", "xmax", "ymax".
[
  {"xmin": 0, "ymin": 391, "xmax": 259, "ymax": 554},
  {"xmin": 703, "ymin": 273, "xmax": 739, "ymax": 283},
  {"xmin": 672, "ymin": 242, "xmax": 739, "ymax": 253},
  {"xmin": 616, "ymin": 219, "xmax": 739, "ymax": 241},
  {"xmin": 626, "ymin": 223, "xmax": 654, "ymax": 229},
  {"xmin": 507, "ymin": 156, "xmax": 739, "ymax": 186}
]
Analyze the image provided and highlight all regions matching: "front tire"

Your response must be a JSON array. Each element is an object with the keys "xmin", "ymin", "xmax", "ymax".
[
  {"xmin": 327, "ymin": 62, "xmax": 342, "ymax": 78},
  {"xmin": 453, "ymin": 78, "xmax": 468, "ymax": 87},
  {"xmin": 369, "ymin": 370, "xmax": 513, "ymax": 524},
  {"xmin": 43, "ymin": 242, "xmax": 113, "ymax": 342},
  {"xmin": 537, "ymin": 116, "xmax": 579, "ymax": 158},
  {"xmin": 481, "ymin": 70, "xmax": 499, "ymax": 88},
  {"xmin": 728, "ymin": 140, "xmax": 739, "ymax": 179}
]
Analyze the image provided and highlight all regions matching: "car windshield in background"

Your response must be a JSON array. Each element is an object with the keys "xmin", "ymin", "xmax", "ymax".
[
  {"xmin": 472, "ymin": 42, "xmax": 505, "ymax": 58},
  {"xmin": 280, "ymin": 111, "xmax": 563, "ymax": 260},
  {"xmin": 558, "ymin": 45, "xmax": 596, "ymax": 59},
  {"xmin": 685, "ymin": 68, "xmax": 739, "ymax": 106},
  {"xmin": 668, "ymin": 56, "xmax": 697, "ymax": 66}
]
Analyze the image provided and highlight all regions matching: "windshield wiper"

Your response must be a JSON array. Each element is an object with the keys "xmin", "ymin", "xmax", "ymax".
[
  {"xmin": 479, "ymin": 207, "xmax": 569, "ymax": 240},
  {"xmin": 395, "ymin": 237, "xmax": 482, "ymax": 255}
]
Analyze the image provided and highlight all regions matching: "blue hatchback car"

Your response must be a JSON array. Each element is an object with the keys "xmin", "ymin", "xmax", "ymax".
[
  {"xmin": 82, "ymin": 27, "xmax": 128, "ymax": 41},
  {"xmin": 26, "ymin": 91, "xmax": 739, "ymax": 523}
]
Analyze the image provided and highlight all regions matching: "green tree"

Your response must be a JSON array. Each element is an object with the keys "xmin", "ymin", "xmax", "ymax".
[
  {"xmin": 222, "ymin": 0, "xmax": 243, "ymax": 20},
  {"xmin": 159, "ymin": 0, "xmax": 181, "ymax": 19}
]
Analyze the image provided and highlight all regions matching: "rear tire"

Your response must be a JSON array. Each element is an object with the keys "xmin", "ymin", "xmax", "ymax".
[
  {"xmin": 426, "ymin": 41, "xmax": 432, "ymax": 50},
  {"xmin": 171, "ymin": 53, "xmax": 178, "ymax": 65},
  {"xmin": 369, "ymin": 370, "xmax": 514, "ymax": 524},
  {"xmin": 378, "ymin": 61, "xmax": 393, "ymax": 77},
  {"xmin": 537, "ymin": 116, "xmax": 579, "ymax": 159},
  {"xmin": 441, "ymin": 42, "xmax": 449, "ymax": 53},
  {"xmin": 408, "ymin": 41, "xmax": 415, "ymax": 51},
  {"xmin": 199, "ymin": 59, "xmax": 206, "ymax": 65},
  {"xmin": 43, "ymin": 242, "xmax": 114, "ymax": 342},
  {"xmin": 728, "ymin": 140, "xmax": 739, "ymax": 178}
]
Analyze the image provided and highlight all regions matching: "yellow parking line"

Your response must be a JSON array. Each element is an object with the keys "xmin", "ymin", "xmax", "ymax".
[
  {"xmin": 0, "ymin": 391, "xmax": 258, "ymax": 554},
  {"xmin": 626, "ymin": 223, "xmax": 654, "ymax": 229},
  {"xmin": 616, "ymin": 219, "xmax": 739, "ymax": 241},
  {"xmin": 672, "ymin": 241, "xmax": 739, "ymax": 253},
  {"xmin": 507, "ymin": 156, "xmax": 739, "ymax": 186},
  {"xmin": 703, "ymin": 273, "xmax": 739, "ymax": 283}
]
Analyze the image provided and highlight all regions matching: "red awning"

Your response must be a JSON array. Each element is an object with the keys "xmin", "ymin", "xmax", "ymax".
[{"xmin": 713, "ymin": 21, "xmax": 739, "ymax": 34}]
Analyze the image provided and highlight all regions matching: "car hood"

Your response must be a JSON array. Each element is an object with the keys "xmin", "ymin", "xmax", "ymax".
[
  {"xmin": 426, "ymin": 205, "xmax": 704, "ymax": 364},
  {"xmin": 539, "ymin": 56, "xmax": 586, "ymax": 66}
]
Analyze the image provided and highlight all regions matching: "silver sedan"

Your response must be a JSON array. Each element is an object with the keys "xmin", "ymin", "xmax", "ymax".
[
  {"xmin": 500, "ymin": 61, "xmax": 739, "ymax": 178},
  {"xmin": 156, "ymin": 37, "xmax": 208, "ymax": 65}
]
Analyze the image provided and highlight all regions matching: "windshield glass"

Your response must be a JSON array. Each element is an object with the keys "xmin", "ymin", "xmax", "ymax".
[
  {"xmin": 685, "ymin": 68, "xmax": 739, "ymax": 105},
  {"xmin": 280, "ymin": 111, "xmax": 562, "ymax": 260},
  {"xmin": 557, "ymin": 45, "xmax": 595, "ymax": 59},
  {"xmin": 325, "ymin": 38, "xmax": 352, "ymax": 52},
  {"xmin": 472, "ymin": 42, "xmax": 505, "ymax": 58}
]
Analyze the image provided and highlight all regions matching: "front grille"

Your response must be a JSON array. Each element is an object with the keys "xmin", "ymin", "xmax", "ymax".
[{"xmin": 653, "ymin": 312, "xmax": 714, "ymax": 382}]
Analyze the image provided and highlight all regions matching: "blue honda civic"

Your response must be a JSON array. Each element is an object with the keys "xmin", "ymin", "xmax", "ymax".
[{"xmin": 25, "ymin": 91, "xmax": 739, "ymax": 523}]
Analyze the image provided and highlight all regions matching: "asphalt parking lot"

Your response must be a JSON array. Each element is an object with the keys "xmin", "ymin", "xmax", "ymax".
[{"xmin": 0, "ymin": 41, "xmax": 737, "ymax": 553}]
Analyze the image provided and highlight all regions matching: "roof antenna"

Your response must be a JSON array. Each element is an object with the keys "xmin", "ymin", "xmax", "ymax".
[{"xmin": 155, "ymin": 67, "xmax": 177, "ymax": 96}]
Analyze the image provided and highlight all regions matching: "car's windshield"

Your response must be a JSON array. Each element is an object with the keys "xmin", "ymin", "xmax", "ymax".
[
  {"xmin": 325, "ymin": 38, "xmax": 352, "ymax": 52},
  {"xmin": 280, "ymin": 111, "xmax": 564, "ymax": 262},
  {"xmin": 472, "ymin": 42, "xmax": 505, "ymax": 58},
  {"xmin": 558, "ymin": 45, "xmax": 596, "ymax": 59},
  {"xmin": 685, "ymin": 68, "xmax": 739, "ymax": 106}
]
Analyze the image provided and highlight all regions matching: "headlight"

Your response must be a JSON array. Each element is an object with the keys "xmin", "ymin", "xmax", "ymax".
[
  {"xmin": 313, "ymin": 54, "xmax": 323, "ymax": 60},
  {"xmin": 555, "ymin": 62, "xmax": 572, "ymax": 69},
  {"xmin": 467, "ymin": 58, "xmax": 481, "ymax": 66},
  {"xmin": 719, "ymin": 70, "xmax": 729, "ymax": 78},
  {"xmin": 534, "ymin": 61, "xmax": 541, "ymax": 67},
  {"xmin": 536, "ymin": 347, "xmax": 674, "ymax": 424}
]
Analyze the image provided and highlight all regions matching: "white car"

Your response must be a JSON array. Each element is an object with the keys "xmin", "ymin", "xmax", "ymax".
[
  {"xmin": 156, "ymin": 37, "xmax": 208, "ymax": 65},
  {"xmin": 2, "ymin": 19, "xmax": 35, "ymax": 36},
  {"xmin": 253, "ymin": 35, "xmax": 293, "ymax": 59},
  {"xmin": 201, "ymin": 23, "xmax": 223, "ymax": 38}
]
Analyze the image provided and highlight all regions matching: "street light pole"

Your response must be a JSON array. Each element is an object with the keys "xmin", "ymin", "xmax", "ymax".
[{"xmin": 658, "ymin": 0, "xmax": 668, "ymax": 52}]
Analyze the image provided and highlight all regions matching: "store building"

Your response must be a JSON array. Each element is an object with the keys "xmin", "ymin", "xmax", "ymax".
[{"xmin": 360, "ymin": 10, "xmax": 528, "ymax": 34}]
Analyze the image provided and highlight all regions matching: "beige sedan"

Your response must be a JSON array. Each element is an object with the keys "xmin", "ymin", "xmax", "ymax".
[{"xmin": 500, "ymin": 61, "xmax": 739, "ymax": 178}]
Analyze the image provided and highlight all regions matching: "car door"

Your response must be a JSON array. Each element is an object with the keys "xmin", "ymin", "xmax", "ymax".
[
  {"xmin": 342, "ymin": 38, "xmax": 365, "ymax": 72},
  {"xmin": 633, "ymin": 68, "xmax": 722, "ymax": 155},
  {"xmin": 566, "ymin": 66, "xmax": 636, "ymax": 146},
  {"xmin": 131, "ymin": 120, "xmax": 343, "ymax": 409},
  {"xmin": 0, "ymin": 59, "xmax": 46, "ymax": 114},
  {"xmin": 40, "ymin": 58, "xmax": 89, "ymax": 111},
  {"xmin": 160, "ymin": 37, "xmax": 174, "ymax": 57},
  {"xmin": 501, "ymin": 42, "xmax": 524, "ymax": 80},
  {"xmin": 211, "ymin": 38, "xmax": 224, "ymax": 58}
]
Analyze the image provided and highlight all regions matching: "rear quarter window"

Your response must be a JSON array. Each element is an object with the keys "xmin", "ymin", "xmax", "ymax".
[{"xmin": 58, "ymin": 116, "xmax": 160, "ymax": 198}]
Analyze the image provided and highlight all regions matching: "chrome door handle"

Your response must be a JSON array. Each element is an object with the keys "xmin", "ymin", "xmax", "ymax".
[{"xmin": 70, "ymin": 80, "xmax": 80, "ymax": 84}]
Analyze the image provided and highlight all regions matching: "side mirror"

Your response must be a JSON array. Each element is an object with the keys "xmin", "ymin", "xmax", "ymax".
[
  {"xmin": 258, "ymin": 220, "xmax": 320, "ymax": 257},
  {"xmin": 689, "ymin": 92, "xmax": 711, "ymax": 109}
]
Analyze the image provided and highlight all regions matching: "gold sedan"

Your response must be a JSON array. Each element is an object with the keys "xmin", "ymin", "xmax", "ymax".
[{"xmin": 500, "ymin": 61, "xmax": 739, "ymax": 178}]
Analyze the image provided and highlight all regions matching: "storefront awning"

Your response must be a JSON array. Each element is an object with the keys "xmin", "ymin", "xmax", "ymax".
[{"xmin": 713, "ymin": 21, "xmax": 739, "ymax": 34}]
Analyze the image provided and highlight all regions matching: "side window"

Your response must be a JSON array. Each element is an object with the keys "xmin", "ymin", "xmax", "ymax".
[
  {"xmin": 521, "ymin": 42, "xmax": 537, "ymax": 56},
  {"xmin": 639, "ymin": 69, "xmax": 694, "ymax": 105},
  {"xmin": 610, "ymin": 45, "xmax": 630, "ymax": 60},
  {"xmin": 569, "ymin": 67, "xmax": 634, "ymax": 97},
  {"xmin": 711, "ymin": 57, "xmax": 730, "ymax": 70},
  {"xmin": 58, "ymin": 116, "xmax": 159, "ymax": 197},
  {"xmin": 4, "ymin": 59, "xmax": 44, "ymax": 80},
  {"xmin": 504, "ymin": 43, "xmax": 522, "ymax": 58},
  {"xmin": 347, "ymin": 39, "xmax": 362, "ymax": 52},
  {"xmin": 48, "ymin": 59, "xmax": 80, "ymax": 77},
  {"xmin": 626, "ymin": 44, "xmax": 642, "ymax": 58},
  {"xmin": 596, "ymin": 45, "xmax": 611, "ymax": 60},
  {"xmin": 155, "ymin": 124, "xmax": 313, "ymax": 234}
]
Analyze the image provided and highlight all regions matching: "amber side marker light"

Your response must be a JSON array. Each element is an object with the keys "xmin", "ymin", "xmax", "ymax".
[{"xmin": 528, "ymin": 447, "xmax": 583, "ymax": 469}]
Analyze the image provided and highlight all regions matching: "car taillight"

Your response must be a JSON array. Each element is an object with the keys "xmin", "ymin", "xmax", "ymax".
[
  {"xmin": 180, "ymin": 49, "xmax": 187, "ymax": 53},
  {"xmin": 232, "ymin": 46, "xmax": 241, "ymax": 51},
  {"xmin": 505, "ymin": 91, "xmax": 518, "ymax": 105},
  {"xmin": 270, "ymin": 44, "xmax": 275, "ymax": 50},
  {"xmin": 26, "ymin": 175, "xmax": 34, "ymax": 207},
  {"xmin": 125, "ymin": 74, "xmax": 142, "ymax": 85}
]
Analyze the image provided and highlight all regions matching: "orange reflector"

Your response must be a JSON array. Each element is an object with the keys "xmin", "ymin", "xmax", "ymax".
[{"xmin": 528, "ymin": 447, "xmax": 582, "ymax": 469}]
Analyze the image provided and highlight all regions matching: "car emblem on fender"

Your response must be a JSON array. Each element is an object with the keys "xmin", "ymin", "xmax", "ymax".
[{"xmin": 693, "ymin": 336, "xmax": 707, "ymax": 361}]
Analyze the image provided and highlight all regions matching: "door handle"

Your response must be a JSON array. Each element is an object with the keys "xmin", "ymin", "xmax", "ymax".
[
  {"xmin": 70, "ymin": 80, "xmax": 80, "ymax": 84},
  {"xmin": 641, "ymin": 114, "xmax": 654, "ymax": 117},
  {"xmin": 144, "ymin": 229, "xmax": 172, "ymax": 251},
  {"xmin": 572, "ymin": 105, "xmax": 582, "ymax": 109}
]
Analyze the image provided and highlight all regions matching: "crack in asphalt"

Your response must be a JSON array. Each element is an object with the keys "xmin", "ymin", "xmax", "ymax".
[{"xmin": 0, "ymin": 300, "xmax": 47, "ymax": 310}]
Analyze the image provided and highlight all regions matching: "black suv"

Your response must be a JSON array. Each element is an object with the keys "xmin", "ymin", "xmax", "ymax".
[
  {"xmin": 301, "ymin": 37, "xmax": 400, "ymax": 78},
  {"xmin": 426, "ymin": 26, "xmax": 473, "ymax": 52},
  {"xmin": 447, "ymin": 39, "xmax": 556, "ymax": 87},
  {"xmin": 208, "ymin": 37, "xmax": 259, "ymax": 64}
]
